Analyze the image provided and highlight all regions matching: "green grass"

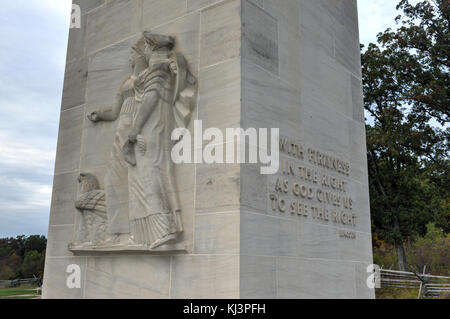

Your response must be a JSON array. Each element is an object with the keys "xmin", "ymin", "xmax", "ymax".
[
  {"xmin": 0, "ymin": 285, "xmax": 41, "ymax": 299},
  {"xmin": 376, "ymin": 287, "xmax": 419, "ymax": 299},
  {"xmin": 376, "ymin": 287, "xmax": 450, "ymax": 299}
]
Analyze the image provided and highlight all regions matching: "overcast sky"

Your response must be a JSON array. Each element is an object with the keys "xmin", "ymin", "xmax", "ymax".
[{"xmin": 0, "ymin": 0, "xmax": 407, "ymax": 237}]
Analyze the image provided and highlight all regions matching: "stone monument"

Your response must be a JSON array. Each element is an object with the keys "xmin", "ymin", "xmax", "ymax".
[{"xmin": 43, "ymin": 0, "xmax": 374, "ymax": 298}]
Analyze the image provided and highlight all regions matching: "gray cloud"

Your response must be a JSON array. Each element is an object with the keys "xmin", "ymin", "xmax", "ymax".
[{"xmin": 0, "ymin": 0, "xmax": 71, "ymax": 237}]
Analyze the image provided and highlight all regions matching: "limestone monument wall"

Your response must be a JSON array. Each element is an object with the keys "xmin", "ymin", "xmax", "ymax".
[{"xmin": 43, "ymin": 0, "xmax": 374, "ymax": 299}]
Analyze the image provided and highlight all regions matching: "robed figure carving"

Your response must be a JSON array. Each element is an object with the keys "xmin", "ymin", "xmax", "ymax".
[
  {"xmin": 73, "ymin": 32, "xmax": 196, "ymax": 251},
  {"xmin": 125, "ymin": 33, "xmax": 196, "ymax": 248}
]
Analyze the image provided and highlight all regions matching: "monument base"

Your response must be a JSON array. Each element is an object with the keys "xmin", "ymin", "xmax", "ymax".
[{"xmin": 68, "ymin": 242, "xmax": 189, "ymax": 255}]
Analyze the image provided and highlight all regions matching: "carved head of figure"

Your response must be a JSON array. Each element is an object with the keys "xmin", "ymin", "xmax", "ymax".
[
  {"xmin": 130, "ymin": 37, "xmax": 147, "ymax": 69},
  {"xmin": 142, "ymin": 32, "xmax": 175, "ymax": 63},
  {"xmin": 78, "ymin": 173, "xmax": 100, "ymax": 194}
]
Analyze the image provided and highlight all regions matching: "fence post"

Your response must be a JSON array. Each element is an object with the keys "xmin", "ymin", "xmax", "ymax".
[{"xmin": 417, "ymin": 265, "xmax": 427, "ymax": 299}]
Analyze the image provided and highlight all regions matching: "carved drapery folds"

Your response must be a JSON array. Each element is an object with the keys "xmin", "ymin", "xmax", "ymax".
[{"xmin": 69, "ymin": 33, "xmax": 197, "ymax": 252}]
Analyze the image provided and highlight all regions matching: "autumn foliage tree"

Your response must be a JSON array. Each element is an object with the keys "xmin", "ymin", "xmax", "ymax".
[
  {"xmin": 0, "ymin": 235, "xmax": 46, "ymax": 279},
  {"xmin": 361, "ymin": 0, "xmax": 449, "ymax": 271}
]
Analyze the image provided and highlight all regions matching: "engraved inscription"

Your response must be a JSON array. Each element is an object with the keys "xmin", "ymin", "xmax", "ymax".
[{"xmin": 270, "ymin": 135, "xmax": 358, "ymax": 239}]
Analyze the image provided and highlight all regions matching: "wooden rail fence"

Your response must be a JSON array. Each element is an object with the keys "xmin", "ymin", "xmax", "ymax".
[{"xmin": 380, "ymin": 268, "xmax": 450, "ymax": 298}]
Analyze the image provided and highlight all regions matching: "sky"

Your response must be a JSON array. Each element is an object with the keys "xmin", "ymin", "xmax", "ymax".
[{"xmin": 0, "ymin": 0, "xmax": 408, "ymax": 238}]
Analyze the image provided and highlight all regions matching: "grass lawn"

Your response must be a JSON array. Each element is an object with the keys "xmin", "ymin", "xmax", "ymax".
[
  {"xmin": 0, "ymin": 285, "xmax": 41, "ymax": 299},
  {"xmin": 376, "ymin": 287, "xmax": 450, "ymax": 299}
]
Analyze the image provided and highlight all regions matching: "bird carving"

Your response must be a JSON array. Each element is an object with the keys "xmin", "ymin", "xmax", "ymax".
[{"xmin": 72, "ymin": 173, "xmax": 108, "ymax": 247}]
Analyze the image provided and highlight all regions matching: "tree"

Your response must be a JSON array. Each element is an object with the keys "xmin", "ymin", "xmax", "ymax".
[
  {"xmin": 6, "ymin": 235, "xmax": 26, "ymax": 257},
  {"xmin": 0, "ymin": 235, "xmax": 47, "ymax": 279},
  {"xmin": 7, "ymin": 252, "xmax": 22, "ymax": 271},
  {"xmin": 362, "ymin": 0, "xmax": 449, "ymax": 271},
  {"xmin": 407, "ymin": 223, "xmax": 449, "ymax": 275},
  {"xmin": 24, "ymin": 235, "xmax": 47, "ymax": 253},
  {"xmin": 0, "ymin": 265, "xmax": 15, "ymax": 280},
  {"xmin": 20, "ymin": 250, "xmax": 45, "ymax": 278}
]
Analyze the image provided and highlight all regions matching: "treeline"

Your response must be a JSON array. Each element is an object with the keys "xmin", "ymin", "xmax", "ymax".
[
  {"xmin": 374, "ymin": 223, "xmax": 450, "ymax": 276},
  {"xmin": 0, "ymin": 235, "xmax": 46, "ymax": 280},
  {"xmin": 362, "ymin": 0, "xmax": 449, "ymax": 271}
]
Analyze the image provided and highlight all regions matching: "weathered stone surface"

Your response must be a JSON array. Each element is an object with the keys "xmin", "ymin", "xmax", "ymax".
[
  {"xmin": 73, "ymin": 0, "xmax": 105, "ymax": 14},
  {"xmin": 80, "ymin": 114, "xmax": 117, "ymax": 169},
  {"xmin": 240, "ymin": 255, "xmax": 277, "ymax": 299},
  {"xmin": 299, "ymin": 0, "xmax": 335, "ymax": 58},
  {"xmin": 46, "ymin": 225, "xmax": 75, "ymax": 257},
  {"xmin": 198, "ymin": 58, "xmax": 241, "ymax": 130},
  {"xmin": 86, "ymin": 0, "xmax": 141, "ymax": 54},
  {"xmin": 264, "ymin": 0, "xmax": 301, "ymax": 87},
  {"xmin": 200, "ymin": 0, "xmax": 241, "ymax": 68},
  {"xmin": 61, "ymin": 58, "xmax": 88, "ymax": 110},
  {"xmin": 241, "ymin": 211, "xmax": 297, "ymax": 257},
  {"xmin": 239, "ymin": 0, "xmax": 374, "ymax": 299},
  {"xmin": 351, "ymin": 74, "xmax": 365, "ymax": 122},
  {"xmin": 49, "ymin": 172, "xmax": 80, "ymax": 226},
  {"xmin": 299, "ymin": 47, "xmax": 352, "ymax": 120},
  {"xmin": 188, "ymin": 0, "xmax": 223, "ymax": 12},
  {"xmin": 195, "ymin": 162, "xmax": 240, "ymax": 214},
  {"xmin": 84, "ymin": 256, "xmax": 171, "ymax": 298},
  {"xmin": 242, "ymin": 0, "xmax": 278, "ymax": 75},
  {"xmin": 240, "ymin": 163, "xmax": 267, "ymax": 213},
  {"xmin": 277, "ymin": 258, "xmax": 357, "ymax": 298},
  {"xmin": 348, "ymin": 122, "xmax": 371, "ymax": 185},
  {"xmin": 242, "ymin": 61, "xmax": 302, "ymax": 137},
  {"xmin": 194, "ymin": 212, "xmax": 240, "ymax": 254},
  {"xmin": 66, "ymin": 13, "xmax": 87, "ymax": 63},
  {"xmin": 54, "ymin": 105, "xmax": 84, "ymax": 174},
  {"xmin": 334, "ymin": 0, "xmax": 362, "ymax": 76},
  {"xmin": 142, "ymin": 0, "xmax": 188, "ymax": 30},
  {"xmin": 171, "ymin": 255, "xmax": 239, "ymax": 298}
]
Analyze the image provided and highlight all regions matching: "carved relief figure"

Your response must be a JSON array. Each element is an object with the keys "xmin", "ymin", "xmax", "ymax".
[
  {"xmin": 125, "ymin": 32, "xmax": 196, "ymax": 248},
  {"xmin": 87, "ymin": 37, "xmax": 149, "ymax": 246},
  {"xmin": 73, "ymin": 32, "xmax": 196, "ymax": 251},
  {"xmin": 72, "ymin": 173, "xmax": 107, "ymax": 246}
]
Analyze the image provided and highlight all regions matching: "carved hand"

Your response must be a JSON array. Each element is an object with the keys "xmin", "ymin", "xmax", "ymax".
[
  {"xmin": 169, "ymin": 61, "xmax": 178, "ymax": 75},
  {"xmin": 87, "ymin": 111, "xmax": 101, "ymax": 123},
  {"xmin": 128, "ymin": 128, "xmax": 140, "ymax": 144}
]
